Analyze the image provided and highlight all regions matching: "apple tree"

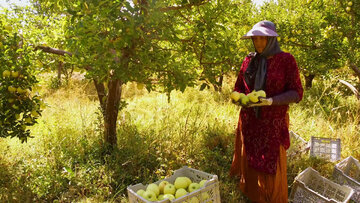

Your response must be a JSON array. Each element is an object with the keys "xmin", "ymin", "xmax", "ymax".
[{"xmin": 0, "ymin": 13, "xmax": 43, "ymax": 142}]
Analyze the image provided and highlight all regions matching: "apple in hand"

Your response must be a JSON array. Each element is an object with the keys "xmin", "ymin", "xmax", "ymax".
[
  {"xmin": 188, "ymin": 183, "xmax": 200, "ymax": 193},
  {"xmin": 146, "ymin": 183, "xmax": 160, "ymax": 196},
  {"xmin": 143, "ymin": 190, "xmax": 157, "ymax": 201},
  {"xmin": 158, "ymin": 180, "xmax": 170, "ymax": 194},
  {"xmin": 257, "ymin": 90, "xmax": 266, "ymax": 98},
  {"xmin": 230, "ymin": 91, "xmax": 242, "ymax": 102},
  {"xmin": 175, "ymin": 188, "xmax": 188, "ymax": 199},
  {"xmin": 163, "ymin": 194, "xmax": 175, "ymax": 200},
  {"xmin": 248, "ymin": 91, "xmax": 259, "ymax": 103},
  {"xmin": 164, "ymin": 183, "xmax": 176, "ymax": 195},
  {"xmin": 240, "ymin": 95, "xmax": 250, "ymax": 106},
  {"xmin": 175, "ymin": 177, "xmax": 189, "ymax": 189}
]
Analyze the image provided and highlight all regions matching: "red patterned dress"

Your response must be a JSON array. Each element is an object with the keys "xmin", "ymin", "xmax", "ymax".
[{"xmin": 230, "ymin": 52, "xmax": 303, "ymax": 202}]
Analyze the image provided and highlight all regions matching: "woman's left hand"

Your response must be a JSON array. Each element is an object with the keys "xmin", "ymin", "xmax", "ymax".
[{"xmin": 248, "ymin": 97, "xmax": 273, "ymax": 107}]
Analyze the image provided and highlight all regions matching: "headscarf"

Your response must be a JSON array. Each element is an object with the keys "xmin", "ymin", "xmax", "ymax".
[{"xmin": 244, "ymin": 37, "xmax": 282, "ymax": 118}]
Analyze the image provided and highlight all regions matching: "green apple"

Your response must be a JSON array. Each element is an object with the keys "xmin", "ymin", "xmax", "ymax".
[
  {"xmin": 175, "ymin": 188, "xmax": 188, "ymax": 199},
  {"xmin": 201, "ymin": 192, "xmax": 210, "ymax": 200},
  {"xmin": 158, "ymin": 180, "xmax": 170, "ymax": 194},
  {"xmin": 348, "ymin": 1, "xmax": 353, "ymax": 6},
  {"xmin": 199, "ymin": 180, "xmax": 207, "ymax": 187},
  {"xmin": 188, "ymin": 183, "xmax": 200, "ymax": 193},
  {"xmin": 346, "ymin": 6, "xmax": 351, "ymax": 12},
  {"xmin": 164, "ymin": 183, "xmax": 176, "ymax": 195},
  {"xmin": 163, "ymin": 194, "xmax": 175, "ymax": 200},
  {"xmin": 25, "ymin": 117, "xmax": 32, "ymax": 124},
  {"xmin": 248, "ymin": 91, "xmax": 259, "ymax": 103},
  {"xmin": 230, "ymin": 91, "xmax": 241, "ymax": 102},
  {"xmin": 240, "ymin": 95, "xmax": 250, "ymax": 105},
  {"xmin": 11, "ymin": 71, "xmax": 19, "ymax": 78},
  {"xmin": 2, "ymin": 70, "xmax": 11, "ymax": 77},
  {"xmin": 189, "ymin": 197, "xmax": 200, "ymax": 203},
  {"xmin": 31, "ymin": 110, "xmax": 40, "ymax": 117},
  {"xmin": 143, "ymin": 190, "xmax": 157, "ymax": 201},
  {"xmin": 158, "ymin": 194, "xmax": 164, "ymax": 200},
  {"xmin": 146, "ymin": 183, "xmax": 160, "ymax": 196},
  {"xmin": 8, "ymin": 86, "xmax": 17, "ymax": 93},
  {"xmin": 184, "ymin": 177, "xmax": 192, "ymax": 185},
  {"xmin": 257, "ymin": 90, "xmax": 266, "ymax": 98},
  {"xmin": 175, "ymin": 177, "xmax": 189, "ymax": 189},
  {"xmin": 136, "ymin": 189, "xmax": 145, "ymax": 197},
  {"xmin": 17, "ymin": 87, "xmax": 25, "ymax": 94}
]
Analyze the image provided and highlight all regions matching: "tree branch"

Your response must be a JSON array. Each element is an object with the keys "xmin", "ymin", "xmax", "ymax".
[
  {"xmin": 35, "ymin": 45, "xmax": 73, "ymax": 56},
  {"xmin": 339, "ymin": 79, "xmax": 360, "ymax": 100}
]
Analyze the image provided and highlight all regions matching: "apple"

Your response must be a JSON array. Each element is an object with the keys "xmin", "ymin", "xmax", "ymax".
[
  {"xmin": 2, "ymin": 70, "xmax": 10, "ymax": 77},
  {"xmin": 188, "ymin": 183, "xmax": 200, "ymax": 193},
  {"xmin": 189, "ymin": 197, "xmax": 200, "ymax": 203},
  {"xmin": 175, "ymin": 177, "xmax": 189, "ymax": 189},
  {"xmin": 230, "ymin": 91, "xmax": 242, "ymax": 102},
  {"xmin": 257, "ymin": 90, "xmax": 266, "ymax": 98},
  {"xmin": 240, "ymin": 95, "xmax": 250, "ymax": 105},
  {"xmin": 136, "ymin": 189, "xmax": 145, "ymax": 197},
  {"xmin": 184, "ymin": 177, "xmax": 192, "ymax": 185},
  {"xmin": 199, "ymin": 180, "xmax": 207, "ymax": 187},
  {"xmin": 201, "ymin": 192, "xmax": 210, "ymax": 200},
  {"xmin": 17, "ymin": 87, "xmax": 25, "ymax": 94},
  {"xmin": 143, "ymin": 190, "xmax": 157, "ymax": 201},
  {"xmin": 163, "ymin": 194, "xmax": 175, "ymax": 200},
  {"xmin": 348, "ymin": 1, "xmax": 353, "ymax": 6},
  {"xmin": 158, "ymin": 180, "xmax": 170, "ymax": 194},
  {"xmin": 11, "ymin": 71, "xmax": 19, "ymax": 78},
  {"xmin": 8, "ymin": 86, "xmax": 17, "ymax": 93},
  {"xmin": 164, "ymin": 183, "xmax": 176, "ymax": 195},
  {"xmin": 146, "ymin": 183, "xmax": 160, "ymax": 196},
  {"xmin": 247, "ymin": 91, "xmax": 259, "ymax": 103},
  {"xmin": 31, "ymin": 110, "xmax": 40, "ymax": 117},
  {"xmin": 346, "ymin": 6, "xmax": 351, "ymax": 12},
  {"xmin": 158, "ymin": 194, "xmax": 164, "ymax": 200},
  {"xmin": 175, "ymin": 188, "xmax": 188, "ymax": 199}
]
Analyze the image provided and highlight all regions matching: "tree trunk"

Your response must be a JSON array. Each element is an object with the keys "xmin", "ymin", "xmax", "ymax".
[
  {"xmin": 304, "ymin": 74, "xmax": 315, "ymax": 89},
  {"xmin": 349, "ymin": 63, "xmax": 360, "ymax": 81},
  {"xmin": 104, "ymin": 79, "xmax": 122, "ymax": 148}
]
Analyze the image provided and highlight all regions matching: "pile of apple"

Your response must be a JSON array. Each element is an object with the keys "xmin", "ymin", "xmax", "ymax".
[
  {"xmin": 136, "ymin": 177, "xmax": 210, "ymax": 202},
  {"xmin": 230, "ymin": 90, "xmax": 266, "ymax": 106}
]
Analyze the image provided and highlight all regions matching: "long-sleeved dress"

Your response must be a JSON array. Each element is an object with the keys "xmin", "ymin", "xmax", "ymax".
[{"xmin": 230, "ymin": 51, "xmax": 303, "ymax": 203}]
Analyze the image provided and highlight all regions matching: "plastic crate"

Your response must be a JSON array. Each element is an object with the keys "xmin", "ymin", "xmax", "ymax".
[
  {"xmin": 310, "ymin": 137, "xmax": 341, "ymax": 161},
  {"xmin": 289, "ymin": 167, "xmax": 354, "ymax": 203},
  {"xmin": 127, "ymin": 166, "xmax": 221, "ymax": 203},
  {"xmin": 288, "ymin": 131, "xmax": 310, "ymax": 157},
  {"xmin": 333, "ymin": 156, "xmax": 360, "ymax": 202}
]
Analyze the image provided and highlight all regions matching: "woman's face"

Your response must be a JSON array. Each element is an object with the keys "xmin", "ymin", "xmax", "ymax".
[{"xmin": 252, "ymin": 36, "xmax": 268, "ymax": 53}]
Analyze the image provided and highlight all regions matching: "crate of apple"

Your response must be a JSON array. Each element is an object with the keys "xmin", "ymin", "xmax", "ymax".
[{"xmin": 127, "ymin": 166, "xmax": 221, "ymax": 203}]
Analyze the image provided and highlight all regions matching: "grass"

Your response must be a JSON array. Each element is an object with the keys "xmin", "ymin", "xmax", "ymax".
[{"xmin": 0, "ymin": 73, "xmax": 359, "ymax": 202}]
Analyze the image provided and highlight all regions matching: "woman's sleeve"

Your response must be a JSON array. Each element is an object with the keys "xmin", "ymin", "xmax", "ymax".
[
  {"xmin": 284, "ymin": 54, "xmax": 303, "ymax": 102},
  {"xmin": 234, "ymin": 57, "xmax": 250, "ymax": 93}
]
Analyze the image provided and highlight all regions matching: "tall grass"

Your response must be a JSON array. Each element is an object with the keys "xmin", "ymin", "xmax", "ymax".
[{"xmin": 0, "ymin": 73, "xmax": 359, "ymax": 202}]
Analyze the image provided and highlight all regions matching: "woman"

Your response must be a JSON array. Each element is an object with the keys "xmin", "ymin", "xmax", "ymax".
[{"xmin": 229, "ymin": 20, "xmax": 303, "ymax": 203}]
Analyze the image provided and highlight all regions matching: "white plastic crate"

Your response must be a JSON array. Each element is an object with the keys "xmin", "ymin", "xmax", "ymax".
[
  {"xmin": 310, "ymin": 137, "xmax": 341, "ymax": 161},
  {"xmin": 127, "ymin": 166, "xmax": 221, "ymax": 203},
  {"xmin": 333, "ymin": 156, "xmax": 360, "ymax": 203},
  {"xmin": 289, "ymin": 167, "xmax": 354, "ymax": 203},
  {"xmin": 288, "ymin": 131, "xmax": 310, "ymax": 157}
]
